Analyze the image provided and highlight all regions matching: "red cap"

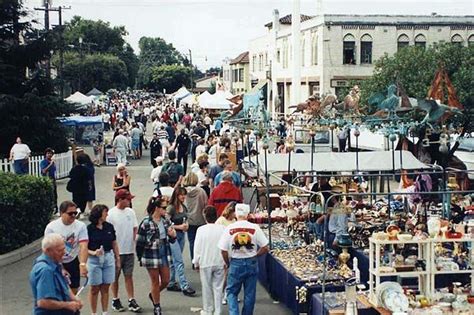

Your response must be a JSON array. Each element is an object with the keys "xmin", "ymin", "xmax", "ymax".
[{"xmin": 115, "ymin": 189, "xmax": 135, "ymax": 200}]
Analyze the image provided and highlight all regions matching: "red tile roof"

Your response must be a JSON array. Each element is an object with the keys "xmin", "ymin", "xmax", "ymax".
[
  {"xmin": 265, "ymin": 14, "xmax": 314, "ymax": 28},
  {"xmin": 230, "ymin": 51, "xmax": 249, "ymax": 65}
]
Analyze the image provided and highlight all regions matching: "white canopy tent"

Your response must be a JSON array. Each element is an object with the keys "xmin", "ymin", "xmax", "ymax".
[
  {"xmin": 180, "ymin": 93, "xmax": 196, "ymax": 105},
  {"xmin": 198, "ymin": 91, "xmax": 212, "ymax": 103},
  {"xmin": 199, "ymin": 90, "xmax": 235, "ymax": 109},
  {"xmin": 172, "ymin": 87, "xmax": 191, "ymax": 102},
  {"xmin": 255, "ymin": 151, "xmax": 429, "ymax": 173},
  {"xmin": 65, "ymin": 91, "xmax": 95, "ymax": 105}
]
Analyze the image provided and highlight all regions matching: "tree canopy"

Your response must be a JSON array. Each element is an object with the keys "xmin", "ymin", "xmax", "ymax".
[{"xmin": 150, "ymin": 64, "xmax": 192, "ymax": 94}]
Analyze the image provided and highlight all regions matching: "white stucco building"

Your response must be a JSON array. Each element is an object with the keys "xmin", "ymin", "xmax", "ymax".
[{"xmin": 249, "ymin": 13, "xmax": 474, "ymax": 115}]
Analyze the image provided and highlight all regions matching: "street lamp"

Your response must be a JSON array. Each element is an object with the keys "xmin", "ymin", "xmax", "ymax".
[{"xmin": 309, "ymin": 128, "xmax": 316, "ymax": 172}]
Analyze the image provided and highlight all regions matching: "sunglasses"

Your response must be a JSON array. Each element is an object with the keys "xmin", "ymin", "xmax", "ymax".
[{"xmin": 65, "ymin": 211, "xmax": 78, "ymax": 217}]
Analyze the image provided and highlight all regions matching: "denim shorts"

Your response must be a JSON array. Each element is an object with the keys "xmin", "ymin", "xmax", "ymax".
[{"xmin": 88, "ymin": 251, "xmax": 115, "ymax": 286}]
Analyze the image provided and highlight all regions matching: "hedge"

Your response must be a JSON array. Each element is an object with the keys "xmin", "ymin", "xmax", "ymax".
[{"xmin": 0, "ymin": 172, "xmax": 54, "ymax": 254}]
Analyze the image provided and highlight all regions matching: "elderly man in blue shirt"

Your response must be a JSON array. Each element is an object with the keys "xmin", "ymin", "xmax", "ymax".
[{"xmin": 30, "ymin": 233, "xmax": 82, "ymax": 315}]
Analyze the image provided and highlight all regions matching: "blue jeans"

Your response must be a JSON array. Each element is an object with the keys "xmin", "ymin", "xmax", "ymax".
[
  {"xmin": 169, "ymin": 231, "xmax": 189, "ymax": 289},
  {"xmin": 13, "ymin": 159, "xmax": 29, "ymax": 175},
  {"xmin": 227, "ymin": 257, "xmax": 258, "ymax": 315},
  {"xmin": 187, "ymin": 225, "xmax": 199, "ymax": 262}
]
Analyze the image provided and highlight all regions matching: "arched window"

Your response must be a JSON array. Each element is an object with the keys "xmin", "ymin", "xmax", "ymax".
[
  {"xmin": 311, "ymin": 34, "xmax": 318, "ymax": 65},
  {"xmin": 360, "ymin": 34, "xmax": 373, "ymax": 64},
  {"xmin": 343, "ymin": 33, "xmax": 356, "ymax": 64},
  {"xmin": 414, "ymin": 34, "xmax": 426, "ymax": 49},
  {"xmin": 301, "ymin": 38, "xmax": 305, "ymax": 67},
  {"xmin": 451, "ymin": 34, "xmax": 464, "ymax": 46},
  {"xmin": 469, "ymin": 35, "xmax": 474, "ymax": 47},
  {"xmin": 397, "ymin": 34, "xmax": 410, "ymax": 51}
]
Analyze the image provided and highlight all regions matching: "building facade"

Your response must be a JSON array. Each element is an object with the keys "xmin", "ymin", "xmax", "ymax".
[
  {"xmin": 228, "ymin": 51, "xmax": 251, "ymax": 95},
  {"xmin": 249, "ymin": 14, "xmax": 474, "ymax": 115}
]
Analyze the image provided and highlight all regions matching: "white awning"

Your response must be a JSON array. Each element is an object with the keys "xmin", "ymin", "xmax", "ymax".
[{"xmin": 255, "ymin": 151, "xmax": 429, "ymax": 173}]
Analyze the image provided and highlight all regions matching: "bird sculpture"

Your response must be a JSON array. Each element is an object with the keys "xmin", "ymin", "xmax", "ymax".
[
  {"xmin": 414, "ymin": 99, "xmax": 463, "ymax": 126},
  {"xmin": 334, "ymin": 86, "xmax": 361, "ymax": 114},
  {"xmin": 369, "ymin": 84, "xmax": 412, "ymax": 118},
  {"xmin": 227, "ymin": 94, "xmax": 244, "ymax": 118}
]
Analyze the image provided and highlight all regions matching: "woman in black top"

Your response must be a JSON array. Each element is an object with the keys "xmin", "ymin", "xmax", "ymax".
[
  {"xmin": 112, "ymin": 163, "xmax": 131, "ymax": 205},
  {"xmin": 68, "ymin": 153, "xmax": 90, "ymax": 214},
  {"xmin": 87, "ymin": 204, "xmax": 120, "ymax": 315}
]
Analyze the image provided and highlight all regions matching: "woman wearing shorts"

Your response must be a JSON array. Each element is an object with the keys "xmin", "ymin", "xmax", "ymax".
[
  {"xmin": 87, "ymin": 204, "xmax": 120, "ymax": 315},
  {"xmin": 136, "ymin": 197, "xmax": 176, "ymax": 315}
]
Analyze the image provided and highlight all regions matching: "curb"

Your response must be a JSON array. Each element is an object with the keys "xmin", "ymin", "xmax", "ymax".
[{"xmin": 0, "ymin": 237, "xmax": 42, "ymax": 267}]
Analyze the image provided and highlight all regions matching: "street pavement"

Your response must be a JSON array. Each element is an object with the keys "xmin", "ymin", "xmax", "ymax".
[{"xmin": 0, "ymin": 145, "xmax": 291, "ymax": 315}]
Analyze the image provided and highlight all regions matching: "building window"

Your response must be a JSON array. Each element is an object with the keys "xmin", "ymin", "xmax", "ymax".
[
  {"xmin": 414, "ymin": 34, "xmax": 426, "ymax": 49},
  {"xmin": 360, "ymin": 34, "xmax": 372, "ymax": 64},
  {"xmin": 265, "ymin": 52, "xmax": 268, "ymax": 66},
  {"xmin": 451, "ymin": 34, "xmax": 464, "ymax": 46},
  {"xmin": 311, "ymin": 34, "xmax": 318, "ymax": 65},
  {"xmin": 252, "ymin": 55, "xmax": 256, "ymax": 72},
  {"xmin": 277, "ymin": 49, "xmax": 281, "ymax": 63},
  {"xmin": 238, "ymin": 69, "xmax": 243, "ymax": 82},
  {"xmin": 301, "ymin": 38, "xmax": 305, "ymax": 67},
  {"xmin": 397, "ymin": 34, "xmax": 410, "ymax": 51},
  {"xmin": 259, "ymin": 54, "xmax": 263, "ymax": 71},
  {"xmin": 343, "ymin": 34, "xmax": 356, "ymax": 65},
  {"xmin": 469, "ymin": 35, "xmax": 474, "ymax": 47}
]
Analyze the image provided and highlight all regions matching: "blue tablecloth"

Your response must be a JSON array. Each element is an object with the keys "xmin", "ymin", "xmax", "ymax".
[
  {"xmin": 311, "ymin": 293, "xmax": 380, "ymax": 315},
  {"xmin": 258, "ymin": 253, "xmax": 345, "ymax": 314}
]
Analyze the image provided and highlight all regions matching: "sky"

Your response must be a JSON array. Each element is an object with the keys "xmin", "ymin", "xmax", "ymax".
[{"xmin": 23, "ymin": 0, "xmax": 473, "ymax": 70}]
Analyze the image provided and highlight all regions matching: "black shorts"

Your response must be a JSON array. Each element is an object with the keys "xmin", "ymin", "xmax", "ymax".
[{"xmin": 63, "ymin": 257, "xmax": 80, "ymax": 289}]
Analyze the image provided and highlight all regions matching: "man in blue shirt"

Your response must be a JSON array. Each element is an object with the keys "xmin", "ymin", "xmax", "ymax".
[
  {"xmin": 40, "ymin": 148, "xmax": 57, "ymax": 211},
  {"xmin": 214, "ymin": 159, "xmax": 242, "ymax": 188},
  {"xmin": 30, "ymin": 233, "xmax": 82, "ymax": 314}
]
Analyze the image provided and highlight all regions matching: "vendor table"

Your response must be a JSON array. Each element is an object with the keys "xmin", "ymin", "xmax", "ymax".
[
  {"xmin": 311, "ymin": 293, "xmax": 382, "ymax": 315},
  {"xmin": 258, "ymin": 253, "xmax": 344, "ymax": 314}
]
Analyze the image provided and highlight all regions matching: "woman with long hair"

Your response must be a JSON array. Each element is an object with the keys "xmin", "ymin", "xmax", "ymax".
[
  {"xmin": 112, "ymin": 163, "xmax": 131, "ymax": 205},
  {"xmin": 82, "ymin": 153, "xmax": 96, "ymax": 215},
  {"xmin": 136, "ymin": 197, "xmax": 176, "ymax": 315},
  {"xmin": 166, "ymin": 187, "xmax": 196, "ymax": 296},
  {"xmin": 215, "ymin": 201, "xmax": 237, "ymax": 226},
  {"xmin": 87, "ymin": 204, "xmax": 120, "ymax": 315}
]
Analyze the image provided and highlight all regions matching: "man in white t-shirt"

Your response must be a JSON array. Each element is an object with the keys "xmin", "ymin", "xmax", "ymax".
[
  {"xmin": 218, "ymin": 204, "xmax": 269, "ymax": 315},
  {"xmin": 44, "ymin": 200, "xmax": 88, "ymax": 294},
  {"xmin": 193, "ymin": 206, "xmax": 225, "ymax": 315},
  {"xmin": 107, "ymin": 189, "xmax": 142, "ymax": 313},
  {"xmin": 9, "ymin": 136, "xmax": 31, "ymax": 175},
  {"xmin": 113, "ymin": 129, "xmax": 129, "ymax": 165}
]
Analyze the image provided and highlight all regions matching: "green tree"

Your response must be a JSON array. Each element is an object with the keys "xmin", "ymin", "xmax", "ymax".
[
  {"xmin": 149, "ymin": 64, "xmax": 191, "ymax": 93},
  {"xmin": 136, "ymin": 36, "xmax": 187, "ymax": 89},
  {"xmin": 62, "ymin": 16, "xmax": 138, "ymax": 88},
  {"xmin": 56, "ymin": 52, "xmax": 129, "ymax": 93},
  {"xmin": 0, "ymin": 0, "xmax": 74, "ymax": 156}
]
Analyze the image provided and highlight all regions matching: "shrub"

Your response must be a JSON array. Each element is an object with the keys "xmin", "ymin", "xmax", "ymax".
[{"xmin": 0, "ymin": 172, "xmax": 54, "ymax": 254}]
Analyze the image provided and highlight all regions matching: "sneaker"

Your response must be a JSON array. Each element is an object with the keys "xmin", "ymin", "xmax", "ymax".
[
  {"xmin": 128, "ymin": 298, "xmax": 142, "ymax": 313},
  {"xmin": 222, "ymin": 298, "xmax": 227, "ymax": 305},
  {"xmin": 111, "ymin": 298, "xmax": 125, "ymax": 312},
  {"xmin": 155, "ymin": 305, "xmax": 162, "ymax": 315},
  {"xmin": 167, "ymin": 283, "xmax": 181, "ymax": 292},
  {"xmin": 182, "ymin": 287, "xmax": 196, "ymax": 297}
]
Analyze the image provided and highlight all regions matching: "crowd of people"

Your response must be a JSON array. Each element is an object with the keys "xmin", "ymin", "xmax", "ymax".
[{"xmin": 29, "ymin": 92, "xmax": 272, "ymax": 315}]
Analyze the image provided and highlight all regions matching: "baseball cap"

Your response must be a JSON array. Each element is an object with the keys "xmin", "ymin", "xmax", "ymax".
[
  {"xmin": 115, "ymin": 189, "xmax": 135, "ymax": 200},
  {"xmin": 235, "ymin": 203, "xmax": 250, "ymax": 217}
]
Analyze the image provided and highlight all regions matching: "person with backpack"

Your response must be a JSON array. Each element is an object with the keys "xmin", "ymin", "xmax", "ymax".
[{"xmin": 161, "ymin": 151, "xmax": 184, "ymax": 187}]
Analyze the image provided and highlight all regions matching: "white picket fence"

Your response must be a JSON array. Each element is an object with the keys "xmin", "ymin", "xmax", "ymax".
[{"xmin": 0, "ymin": 150, "xmax": 73, "ymax": 179}]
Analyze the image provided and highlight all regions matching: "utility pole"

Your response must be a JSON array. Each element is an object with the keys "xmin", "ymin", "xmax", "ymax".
[
  {"xmin": 189, "ymin": 49, "xmax": 193, "ymax": 91},
  {"xmin": 56, "ymin": 6, "xmax": 71, "ymax": 98}
]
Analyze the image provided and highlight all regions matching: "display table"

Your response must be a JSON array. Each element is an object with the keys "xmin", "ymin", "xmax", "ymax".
[
  {"xmin": 311, "ymin": 293, "xmax": 383, "ymax": 315},
  {"xmin": 258, "ymin": 253, "xmax": 344, "ymax": 314}
]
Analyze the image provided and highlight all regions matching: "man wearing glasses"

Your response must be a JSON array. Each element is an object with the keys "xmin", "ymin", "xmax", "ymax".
[{"xmin": 44, "ymin": 200, "xmax": 89, "ymax": 294}]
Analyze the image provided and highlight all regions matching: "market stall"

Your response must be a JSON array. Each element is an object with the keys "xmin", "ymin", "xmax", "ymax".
[{"xmin": 59, "ymin": 115, "xmax": 103, "ymax": 144}]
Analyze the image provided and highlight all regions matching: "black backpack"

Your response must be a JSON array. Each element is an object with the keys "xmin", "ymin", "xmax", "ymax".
[{"xmin": 165, "ymin": 162, "xmax": 180, "ymax": 183}]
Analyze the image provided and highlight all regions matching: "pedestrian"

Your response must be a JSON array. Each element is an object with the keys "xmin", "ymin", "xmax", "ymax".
[
  {"xmin": 208, "ymin": 171, "xmax": 243, "ymax": 217},
  {"xmin": 157, "ymin": 125, "xmax": 170, "ymax": 158},
  {"xmin": 107, "ymin": 189, "xmax": 142, "ymax": 313},
  {"xmin": 218, "ymin": 204, "xmax": 269, "ymax": 315},
  {"xmin": 67, "ymin": 153, "xmax": 90, "ymax": 215},
  {"xmin": 209, "ymin": 153, "xmax": 228, "ymax": 190},
  {"xmin": 130, "ymin": 123, "xmax": 142, "ymax": 159},
  {"xmin": 87, "ymin": 204, "xmax": 120, "ymax": 315},
  {"xmin": 213, "ymin": 118, "xmax": 223, "ymax": 136},
  {"xmin": 203, "ymin": 113, "xmax": 212, "ymax": 135},
  {"xmin": 151, "ymin": 156, "xmax": 164, "ymax": 190},
  {"xmin": 30, "ymin": 233, "xmax": 83, "ymax": 314},
  {"xmin": 175, "ymin": 128, "xmax": 191, "ymax": 173},
  {"xmin": 161, "ymin": 150, "xmax": 184, "ymax": 187},
  {"xmin": 156, "ymin": 172, "xmax": 175, "ymax": 199},
  {"xmin": 215, "ymin": 201, "xmax": 237, "ymax": 226},
  {"xmin": 166, "ymin": 187, "xmax": 196, "ymax": 296},
  {"xmin": 166, "ymin": 121, "xmax": 176, "ymax": 143},
  {"xmin": 9, "ymin": 136, "xmax": 31, "ymax": 174},
  {"xmin": 150, "ymin": 133, "xmax": 162, "ymax": 168},
  {"xmin": 136, "ymin": 197, "xmax": 176, "ymax": 315},
  {"xmin": 213, "ymin": 159, "xmax": 241, "ymax": 187},
  {"xmin": 44, "ymin": 200, "xmax": 89, "ymax": 294},
  {"xmin": 83, "ymin": 154, "xmax": 96, "ymax": 215},
  {"xmin": 195, "ymin": 139, "xmax": 207, "ymax": 158},
  {"xmin": 112, "ymin": 163, "xmax": 131, "ymax": 204},
  {"xmin": 92, "ymin": 138, "xmax": 102, "ymax": 167},
  {"xmin": 191, "ymin": 153, "xmax": 209, "ymax": 174},
  {"xmin": 112, "ymin": 129, "xmax": 129, "ymax": 165},
  {"xmin": 40, "ymin": 148, "xmax": 58, "ymax": 212},
  {"xmin": 197, "ymin": 160, "xmax": 210, "ymax": 196},
  {"xmin": 182, "ymin": 172, "xmax": 208, "ymax": 263},
  {"xmin": 193, "ymin": 205, "xmax": 225, "ymax": 315}
]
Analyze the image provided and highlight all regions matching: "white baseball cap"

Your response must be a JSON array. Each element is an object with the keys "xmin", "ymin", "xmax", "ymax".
[{"xmin": 235, "ymin": 203, "xmax": 250, "ymax": 217}]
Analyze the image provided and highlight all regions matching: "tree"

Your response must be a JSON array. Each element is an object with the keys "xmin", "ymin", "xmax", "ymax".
[
  {"xmin": 56, "ymin": 52, "xmax": 129, "ymax": 93},
  {"xmin": 136, "ymin": 36, "xmax": 187, "ymax": 89},
  {"xmin": 62, "ymin": 16, "xmax": 138, "ymax": 88},
  {"xmin": 149, "ymin": 64, "xmax": 191, "ymax": 93},
  {"xmin": 0, "ymin": 1, "xmax": 74, "ymax": 156},
  {"xmin": 205, "ymin": 66, "xmax": 221, "ymax": 77}
]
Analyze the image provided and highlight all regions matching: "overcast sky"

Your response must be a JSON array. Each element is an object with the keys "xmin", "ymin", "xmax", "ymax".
[{"xmin": 23, "ymin": 0, "xmax": 473, "ymax": 70}]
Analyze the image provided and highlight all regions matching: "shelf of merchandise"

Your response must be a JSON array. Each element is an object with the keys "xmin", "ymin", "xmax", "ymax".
[
  {"xmin": 368, "ymin": 237, "xmax": 431, "ymax": 307},
  {"xmin": 429, "ymin": 237, "xmax": 474, "ymax": 293}
]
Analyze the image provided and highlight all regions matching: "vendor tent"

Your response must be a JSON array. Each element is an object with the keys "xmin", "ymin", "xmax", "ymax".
[
  {"xmin": 65, "ymin": 91, "xmax": 94, "ymax": 106},
  {"xmin": 59, "ymin": 115, "xmax": 103, "ymax": 144},
  {"xmin": 60, "ymin": 115, "xmax": 103, "ymax": 126},
  {"xmin": 86, "ymin": 88, "xmax": 104, "ymax": 97},
  {"xmin": 172, "ymin": 86, "xmax": 191, "ymax": 102},
  {"xmin": 199, "ymin": 90, "xmax": 235, "ymax": 109},
  {"xmin": 255, "ymin": 151, "xmax": 429, "ymax": 173},
  {"xmin": 180, "ymin": 93, "xmax": 197, "ymax": 105},
  {"xmin": 198, "ymin": 91, "xmax": 212, "ymax": 104}
]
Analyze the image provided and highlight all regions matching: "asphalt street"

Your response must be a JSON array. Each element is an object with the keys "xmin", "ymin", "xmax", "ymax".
[{"xmin": 0, "ymin": 145, "xmax": 291, "ymax": 315}]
